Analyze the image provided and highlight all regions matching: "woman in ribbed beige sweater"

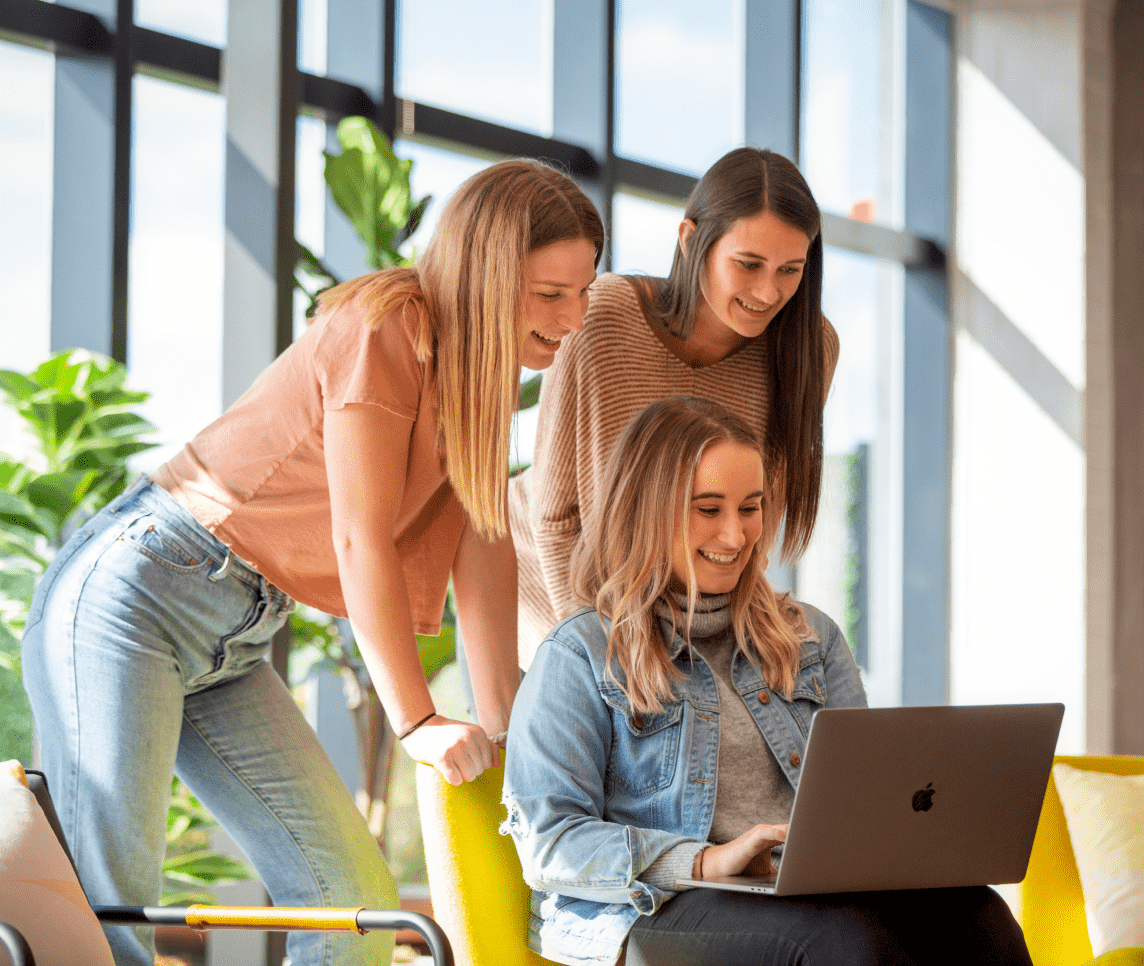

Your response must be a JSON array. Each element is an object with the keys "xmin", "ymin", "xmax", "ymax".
[{"xmin": 508, "ymin": 147, "xmax": 839, "ymax": 670}]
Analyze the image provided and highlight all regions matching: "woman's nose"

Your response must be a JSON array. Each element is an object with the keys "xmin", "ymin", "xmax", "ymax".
[
  {"xmin": 561, "ymin": 298, "xmax": 588, "ymax": 335},
  {"xmin": 752, "ymin": 272, "xmax": 780, "ymax": 305}
]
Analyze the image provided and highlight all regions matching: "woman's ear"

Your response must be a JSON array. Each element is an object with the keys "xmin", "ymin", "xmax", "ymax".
[{"xmin": 678, "ymin": 219, "xmax": 698, "ymax": 257}]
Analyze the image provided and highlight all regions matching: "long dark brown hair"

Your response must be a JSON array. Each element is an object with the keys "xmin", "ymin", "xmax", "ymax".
[{"xmin": 635, "ymin": 147, "xmax": 825, "ymax": 560}]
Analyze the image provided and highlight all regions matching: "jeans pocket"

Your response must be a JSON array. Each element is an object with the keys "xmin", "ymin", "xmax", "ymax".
[
  {"xmin": 25, "ymin": 528, "xmax": 96, "ymax": 630},
  {"xmin": 122, "ymin": 516, "xmax": 213, "ymax": 573}
]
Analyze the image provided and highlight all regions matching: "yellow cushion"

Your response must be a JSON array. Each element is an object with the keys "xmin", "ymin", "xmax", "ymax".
[
  {"xmin": 1053, "ymin": 763, "xmax": 1144, "ymax": 957},
  {"xmin": 415, "ymin": 761, "xmax": 558, "ymax": 966},
  {"xmin": 1085, "ymin": 950, "xmax": 1144, "ymax": 966},
  {"xmin": 1020, "ymin": 756, "xmax": 1144, "ymax": 966}
]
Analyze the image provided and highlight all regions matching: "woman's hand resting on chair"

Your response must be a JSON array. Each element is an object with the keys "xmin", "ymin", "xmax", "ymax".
[
  {"xmin": 401, "ymin": 716, "xmax": 500, "ymax": 786},
  {"xmin": 694, "ymin": 823, "xmax": 789, "ymax": 879}
]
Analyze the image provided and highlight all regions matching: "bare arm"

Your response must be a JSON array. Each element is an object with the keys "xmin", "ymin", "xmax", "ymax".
[
  {"xmin": 451, "ymin": 521, "xmax": 519, "ymax": 738},
  {"xmin": 325, "ymin": 403, "xmax": 494, "ymax": 785}
]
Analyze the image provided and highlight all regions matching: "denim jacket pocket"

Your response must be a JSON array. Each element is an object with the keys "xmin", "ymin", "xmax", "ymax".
[
  {"xmin": 600, "ymin": 688, "xmax": 682, "ymax": 795},
  {"xmin": 787, "ymin": 650, "xmax": 828, "ymax": 733}
]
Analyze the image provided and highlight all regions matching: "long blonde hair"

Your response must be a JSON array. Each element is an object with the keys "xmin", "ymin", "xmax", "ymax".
[
  {"xmin": 319, "ymin": 159, "xmax": 604, "ymax": 538},
  {"xmin": 571, "ymin": 397, "xmax": 810, "ymax": 715}
]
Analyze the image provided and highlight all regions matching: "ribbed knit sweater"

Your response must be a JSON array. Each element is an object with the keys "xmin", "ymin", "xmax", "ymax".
[{"xmin": 508, "ymin": 273, "xmax": 840, "ymax": 668}]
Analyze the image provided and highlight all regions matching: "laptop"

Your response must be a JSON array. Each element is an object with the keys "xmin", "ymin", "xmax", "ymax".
[{"xmin": 676, "ymin": 703, "xmax": 1064, "ymax": 896}]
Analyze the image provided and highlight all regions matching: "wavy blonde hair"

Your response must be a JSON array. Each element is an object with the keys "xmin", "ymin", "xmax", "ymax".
[
  {"xmin": 571, "ymin": 397, "xmax": 811, "ymax": 716},
  {"xmin": 318, "ymin": 159, "xmax": 604, "ymax": 538}
]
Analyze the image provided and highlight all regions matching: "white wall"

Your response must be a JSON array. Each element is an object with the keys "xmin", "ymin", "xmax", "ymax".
[{"xmin": 950, "ymin": 1, "xmax": 1088, "ymax": 751}]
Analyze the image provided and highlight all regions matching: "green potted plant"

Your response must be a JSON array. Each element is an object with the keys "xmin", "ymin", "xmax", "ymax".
[{"xmin": 0, "ymin": 350, "xmax": 252, "ymax": 903}]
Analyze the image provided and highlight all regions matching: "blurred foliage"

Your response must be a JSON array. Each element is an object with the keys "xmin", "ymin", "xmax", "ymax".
[
  {"xmin": 162, "ymin": 777, "xmax": 252, "ymax": 905},
  {"xmin": 0, "ymin": 351, "xmax": 159, "ymax": 766},
  {"xmin": 0, "ymin": 351, "xmax": 250, "ymax": 898}
]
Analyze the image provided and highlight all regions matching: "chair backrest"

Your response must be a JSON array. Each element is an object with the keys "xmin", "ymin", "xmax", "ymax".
[
  {"xmin": 1019, "ymin": 754, "xmax": 1144, "ymax": 966},
  {"xmin": 415, "ymin": 761, "xmax": 558, "ymax": 966}
]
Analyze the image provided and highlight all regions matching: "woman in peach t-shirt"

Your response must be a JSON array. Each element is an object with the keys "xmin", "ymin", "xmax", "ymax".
[{"xmin": 21, "ymin": 159, "xmax": 603, "ymax": 966}]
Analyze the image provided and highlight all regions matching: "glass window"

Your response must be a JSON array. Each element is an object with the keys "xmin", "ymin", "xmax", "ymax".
[
  {"xmin": 801, "ymin": 0, "xmax": 897, "ymax": 227},
  {"xmin": 136, "ymin": 0, "xmax": 226, "ymax": 48},
  {"xmin": 298, "ymin": 0, "xmax": 328, "ymax": 75},
  {"xmin": 794, "ymin": 249, "xmax": 894, "ymax": 684},
  {"xmin": 394, "ymin": 138, "xmax": 496, "ymax": 255},
  {"xmin": 610, "ymin": 192, "xmax": 685, "ymax": 278},
  {"xmin": 0, "ymin": 41, "xmax": 54, "ymax": 460},
  {"xmin": 615, "ymin": 0, "xmax": 742, "ymax": 176},
  {"xmin": 397, "ymin": 0, "xmax": 554, "ymax": 136},
  {"xmin": 128, "ymin": 76, "xmax": 225, "ymax": 470},
  {"xmin": 294, "ymin": 114, "xmax": 329, "ymax": 340}
]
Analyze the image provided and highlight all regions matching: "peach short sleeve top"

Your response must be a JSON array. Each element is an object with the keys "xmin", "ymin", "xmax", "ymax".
[{"xmin": 152, "ymin": 279, "xmax": 464, "ymax": 634}]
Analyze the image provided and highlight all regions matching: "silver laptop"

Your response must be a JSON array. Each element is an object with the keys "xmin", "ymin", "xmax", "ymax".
[{"xmin": 677, "ymin": 703, "xmax": 1064, "ymax": 896}]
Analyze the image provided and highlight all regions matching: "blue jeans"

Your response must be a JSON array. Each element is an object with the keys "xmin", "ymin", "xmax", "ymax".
[{"xmin": 22, "ymin": 479, "xmax": 397, "ymax": 966}]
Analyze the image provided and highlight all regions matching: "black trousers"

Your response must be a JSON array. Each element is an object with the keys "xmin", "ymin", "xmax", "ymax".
[{"xmin": 625, "ymin": 885, "xmax": 1033, "ymax": 966}]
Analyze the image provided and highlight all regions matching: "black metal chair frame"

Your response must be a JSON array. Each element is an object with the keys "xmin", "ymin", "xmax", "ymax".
[{"xmin": 14, "ymin": 770, "xmax": 453, "ymax": 966}]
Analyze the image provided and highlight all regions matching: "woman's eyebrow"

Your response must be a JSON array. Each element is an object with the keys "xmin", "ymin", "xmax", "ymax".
[
  {"xmin": 692, "ymin": 490, "xmax": 766, "ymax": 500},
  {"xmin": 733, "ymin": 249, "xmax": 806, "ymax": 265}
]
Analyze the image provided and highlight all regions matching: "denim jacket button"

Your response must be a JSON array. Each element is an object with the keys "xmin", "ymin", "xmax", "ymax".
[
  {"xmin": 789, "ymin": 752, "xmax": 801, "ymax": 767},
  {"xmin": 758, "ymin": 691, "xmax": 770, "ymax": 704},
  {"xmin": 629, "ymin": 892, "xmax": 641, "ymax": 899}
]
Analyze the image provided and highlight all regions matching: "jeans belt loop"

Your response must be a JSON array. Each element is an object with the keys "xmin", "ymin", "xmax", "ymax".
[{"xmin": 208, "ymin": 552, "xmax": 234, "ymax": 583}]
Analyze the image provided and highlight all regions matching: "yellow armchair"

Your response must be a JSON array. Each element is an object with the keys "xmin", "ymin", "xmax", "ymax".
[
  {"xmin": 1019, "ymin": 754, "xmax": 1144, "ymax": 966},
  {"xmin": 416, "ymin": 761, "xmax": 559, "ymax": 966}
]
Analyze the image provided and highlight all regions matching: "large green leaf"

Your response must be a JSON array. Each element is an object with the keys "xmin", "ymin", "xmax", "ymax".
[
  {"xmin": 0, "ymin": 490, "xmax": 52, "ymax": 539},
  {"xmin": 0, "ymin": 371, "xmax": 41, "ymax": 404},
  {"xmin": 23, "ymin": 470, "xmax": 98, "ymax": 529},
  {"xmin": 519, "ymin": 373, "xmax": 543, "ymax": 412},
  {"xmin": 323, "ymin": 116, "xmax": 427, "ymax": 271}
]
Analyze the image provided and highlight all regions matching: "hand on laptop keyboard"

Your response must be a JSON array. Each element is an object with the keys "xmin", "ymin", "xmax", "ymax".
[{"xmin": 698, "ymin": 823, "xmax": 788, "ymax": 879}]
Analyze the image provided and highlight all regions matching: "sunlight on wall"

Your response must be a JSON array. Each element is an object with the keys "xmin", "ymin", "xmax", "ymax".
[
  {"xmin": 957, "ymin": 60, "xmax": 1085, "ymax": 388},
  {"xmin": 952, "ymin": 45, "xmax": 1085, "ymax": 751}
]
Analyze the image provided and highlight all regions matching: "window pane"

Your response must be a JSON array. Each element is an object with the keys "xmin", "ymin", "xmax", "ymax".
[
  {"xmin": 795, "ymin": 249, "xmax": 894, "ymax": 681},
  {"xmin": 616, "ymin": 0, "xmax": 742, "ymax": 176},
  {"xmin": 128, "ymin": 76, "xmax": 225, "ymax": 470},
  {"xmin": 299, "ymin": 0, "xmax": 327, "ymax": 75},
  {"xmin": 0, "ymin": 41, "xmax": 53, "ymax": 460},
  {"xmin": 136, "ymin": 0, "xmax": 226, "ymax": 48},
  {"xmin": 294, "ymin": 114, "xmax": 329, "ymax": 340},
  {"xmin": 397, "ymin": 0, "xmax": 554, "ymax": 135},
  {"xmin": 801, "ymin": 0, "xmax": 898, "ymax": 227},
  {"xmin": 395, "ymin": 138, "xmax": 497, "ymax": 254},
  {"xmin": 610, "ymin": 192, "xmax": 684, "ymax": 278}
]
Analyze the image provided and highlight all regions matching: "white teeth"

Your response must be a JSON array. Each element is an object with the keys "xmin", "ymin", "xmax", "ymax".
[
  {"xmin": 699, "ymin": 548, "xmax": 740, "ymax": 565},
  {"xmin": 736, "ymin": 297, "xmax": 769, "ymax": 313},
  {"xmin": 533, "ymin": 332, "xmax": 561, "ymax": 346}
]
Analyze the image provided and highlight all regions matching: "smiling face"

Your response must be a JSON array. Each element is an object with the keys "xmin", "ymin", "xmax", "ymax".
[
  {"xmin": 671, "ymin": 439, "xmax": 768, "ymax": 596},
  {"xmin": 681, "ymin": 208, "xmax": 811, "ymax": 363},
  {"xmin": 519, "ymin": 237, "xmax": 598, "ymax": 370}
]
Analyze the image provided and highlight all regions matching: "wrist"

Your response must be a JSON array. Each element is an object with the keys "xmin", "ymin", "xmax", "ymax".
[
  {"xmin": 396, "ymin": 712, "xmax": 438, "ymax": 741},
  {"xmin": 692, "ymin": 846, "xmax": 708, "ymax": 880}
]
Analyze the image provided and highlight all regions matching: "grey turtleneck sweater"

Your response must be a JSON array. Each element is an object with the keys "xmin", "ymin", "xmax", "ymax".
[{"xmin": 637, "ymin": 595, "xmax": 794, "ymax": 890}]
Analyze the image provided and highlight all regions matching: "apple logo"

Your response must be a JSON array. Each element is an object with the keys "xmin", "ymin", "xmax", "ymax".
[{"xmin": 912, "ymin": 782, "xmax": 936, "ymax": 812}]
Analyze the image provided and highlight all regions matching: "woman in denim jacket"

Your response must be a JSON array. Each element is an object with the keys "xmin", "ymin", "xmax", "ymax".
[{"xmin": 503, "ymin": 397, "xmax": 1033, "ymax": 966}]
